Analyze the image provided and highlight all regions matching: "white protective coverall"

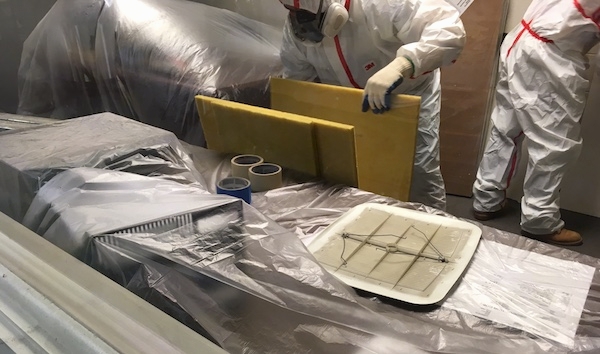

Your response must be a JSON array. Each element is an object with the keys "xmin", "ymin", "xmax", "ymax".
[
  {"xmin": 473, "ymin": 0, "xmax": 600, "ymax": 234},
  {"xmin": 279, "ymin": 0, "xmax": 466, "ymax": 210}
]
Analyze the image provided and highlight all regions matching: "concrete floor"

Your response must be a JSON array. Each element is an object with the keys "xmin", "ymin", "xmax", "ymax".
[{"xmin": 446, "ymin": 194, "xmax": 600, "ymax": 258}]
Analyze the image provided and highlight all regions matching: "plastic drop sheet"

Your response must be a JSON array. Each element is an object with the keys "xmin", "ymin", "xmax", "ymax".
[
  {"xmin": 183, "ymin": 143, "xmax": 600, "ymax": 353},
  {"xmin": 17, "ymin": 0, "xmax": 284, "ymax": 146},
  {"xmin": 4, "ymin": 117, "xmax": 600, "ymax": 353},
  {"xmin": 442, "ymin": 240, "xmax": 595, "ymax": 348},
  {"xmin": 22, "ymin": 167, "xmax": 433, "ymax": 354}
]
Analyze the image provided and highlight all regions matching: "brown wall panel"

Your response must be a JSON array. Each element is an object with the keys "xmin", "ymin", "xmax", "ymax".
[{"xmin": 439, "ymin": 0, "xmax": 509, "ymax": 196}]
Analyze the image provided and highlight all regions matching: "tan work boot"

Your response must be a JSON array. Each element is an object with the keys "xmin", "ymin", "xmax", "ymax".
[{"xmin": 521, "ymin": 228, "xmax": 582, "ymax": 246}]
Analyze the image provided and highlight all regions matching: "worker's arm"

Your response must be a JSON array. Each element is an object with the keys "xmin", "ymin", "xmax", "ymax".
[
  {"xmin": 391, "ymin": 0, "xmax": 466, "ymax": 77},
  {"xmin": 362, "ymin": 0, "xmax": 466, "ymax": 112},
  {"xmin": 279, "ymin": 19, "xmax": 319, "ymax": 82}
]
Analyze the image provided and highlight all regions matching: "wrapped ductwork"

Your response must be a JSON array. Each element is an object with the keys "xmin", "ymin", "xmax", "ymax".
[
  {"xmin": 18, "ymin": 0, "xmax": 284, "ymax": 146},
  {"xmin": 0, "ymin": 113, "xmax": 204, "ymax": 222}
]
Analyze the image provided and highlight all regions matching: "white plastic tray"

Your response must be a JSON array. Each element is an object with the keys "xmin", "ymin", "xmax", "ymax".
[{"xmin": 308, "ymin": 203, "xmax": 482, "ymax": 305}]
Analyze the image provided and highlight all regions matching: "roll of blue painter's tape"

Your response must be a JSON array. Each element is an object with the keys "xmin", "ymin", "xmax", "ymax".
[{"xmin": 216, "ymin": 177, "xmax": 252, "ymax": 204}]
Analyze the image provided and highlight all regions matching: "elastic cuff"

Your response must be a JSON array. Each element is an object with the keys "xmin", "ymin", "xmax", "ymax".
[{"xmin": 401, "ymin": 56, "xmax": 415, "ymax": 78}]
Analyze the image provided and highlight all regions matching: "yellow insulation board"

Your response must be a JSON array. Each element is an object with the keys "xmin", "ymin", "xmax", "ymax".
[
  {"xmin": 270, "ymin": 78, "xmax": 421, "ymax": 201},
  {"xmin": 311, "ymin": 119, "xmax": 357, "ymax": 187},
  {"xmin": 195, "ymin": 95, "xmax": 357, "ymax": 185}
]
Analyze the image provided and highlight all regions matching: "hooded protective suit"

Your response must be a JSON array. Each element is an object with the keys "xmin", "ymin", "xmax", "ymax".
[
  {"xmin": 473, "ymin": 0, "xmax": 600, "ymax": 235},
  {"xmin": 279, "ymin": 0, "xmax": 465, "ymax": 210}
]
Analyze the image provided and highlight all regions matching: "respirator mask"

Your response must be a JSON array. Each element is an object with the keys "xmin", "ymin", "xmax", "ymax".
[{"xmin": 285, "ymin": 0, "xmax": 349, "ymax": 43}]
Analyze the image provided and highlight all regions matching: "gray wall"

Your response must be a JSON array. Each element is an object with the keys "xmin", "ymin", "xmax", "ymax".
[{"xmin": 0, "ymin": 0, "xmax": 56, "ymax": 113}]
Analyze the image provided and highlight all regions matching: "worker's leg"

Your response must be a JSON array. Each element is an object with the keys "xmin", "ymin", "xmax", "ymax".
[
  {"xmin": 408, "ymin": 70, "xmax": 446, "ymax": 211},
  {"xmin": 517, "ymin": 97, "xmax": 585, "ymax": 234},
  {"xmin": 520, "ymin": 133, "xmax": 581, "ymax": 234},
  {"xmin": 512, "ymin": 41, "xmax": 587, "ymax": 234},
  {"xmin": 473, "ymin": 62, "xmax": 523, "ymax": 213}
]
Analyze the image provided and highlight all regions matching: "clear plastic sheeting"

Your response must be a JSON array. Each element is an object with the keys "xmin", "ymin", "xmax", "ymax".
[
  {"xmin": 18, "ymin": 0, "xmax": 284, "ymax": 146},
  {"xmin": 17, "ymin": 0, "xmax": 105, "ymax": 119},
  {"xmin": 21, "ymin": 168, "xmax": 215, "ymax": 260},
  {"xmin": 189, "ymin": 0, "xmax": 287, "ymax": 29},
  {"xmin": 443, "ymin": 240, "xmax": 595, "ymax": 347},
  {"xmin": 20, "ymin": 167, "xmax": 432, "ymax": 353},
  {"xmin": 0, "ymin": 113, "xmax": 204, "ymax": 223},
  {"xmin": 250, "ymin": 187, "xmax": 600, "ymax": 353},
  {"xmin": 185, "ymin": 143, "xmax": 600, "ymax": 353},
  {"xmin": 3, "ymin": 117, "xmax": 600, "ymax": 352},
  {"xmin": 0, "ymin": 113, "xmax": 58, "ymax": 132}
]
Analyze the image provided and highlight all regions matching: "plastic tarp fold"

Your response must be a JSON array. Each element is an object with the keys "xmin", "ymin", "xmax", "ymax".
[{"xmin": 18, "ymin": 0, "xmax": 284, "ymax": 146}]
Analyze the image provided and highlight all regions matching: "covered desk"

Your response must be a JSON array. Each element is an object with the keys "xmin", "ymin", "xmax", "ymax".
[
  {"xmin": 1, "ymin": 116, "xmax": 599, "ymax": 353},
  {"xmin": 186, "ymin": 142, "xmax": 600, "ymax": 353}
]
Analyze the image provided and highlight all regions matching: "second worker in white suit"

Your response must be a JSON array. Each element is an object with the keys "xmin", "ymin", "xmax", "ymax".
[
  {"xmin": 278, "ymin": 0, "xmax": 466, "ymax": 210},
  {"xmin": 472, "ymin": 0, "xmax": 600, "ymax": 246}
]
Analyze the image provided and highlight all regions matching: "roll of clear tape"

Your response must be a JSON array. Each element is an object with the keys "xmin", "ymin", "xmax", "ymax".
[
  {"xmin": 248, "ymin": 163, "xmax": 282, "ymax": 192},
  {"xmin": 231, "ymin": 154, "xmax": 264, "ymax": 179}
]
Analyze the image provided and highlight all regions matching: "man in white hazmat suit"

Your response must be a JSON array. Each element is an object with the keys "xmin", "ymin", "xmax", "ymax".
[
  {"xmin": 278, "ymin": 0, "xmax": 466, "ymax": 210},
  {"xmin": 472, "ymin": 0, "xmax": 600, "ymax": 245}
]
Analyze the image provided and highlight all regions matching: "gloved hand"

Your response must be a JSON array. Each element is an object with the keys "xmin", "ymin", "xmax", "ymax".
[{"xmin": 362, "ymin": 57, "xmax": 414, "ymax": 114}]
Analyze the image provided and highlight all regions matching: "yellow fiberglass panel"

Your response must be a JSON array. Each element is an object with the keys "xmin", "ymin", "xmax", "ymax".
[
  {"xmin": 196, "ymin": 95, "xmax": 318, "ymax": 176},
  {"xmin": 196, "ymin": 95, "xmax": 357, "ymax": 184},
  {"xmin": 310, "ymin": 119, "xmax": 357, "ymax": 187},
  {"xmin": 270, "ymin": 78, "xmax": 420, "ymax": 201}
]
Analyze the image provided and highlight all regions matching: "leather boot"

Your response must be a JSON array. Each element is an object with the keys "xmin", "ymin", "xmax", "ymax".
[{"xmin": 521, "ymin": 228, "xmax": 582, "ymax": 246}]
